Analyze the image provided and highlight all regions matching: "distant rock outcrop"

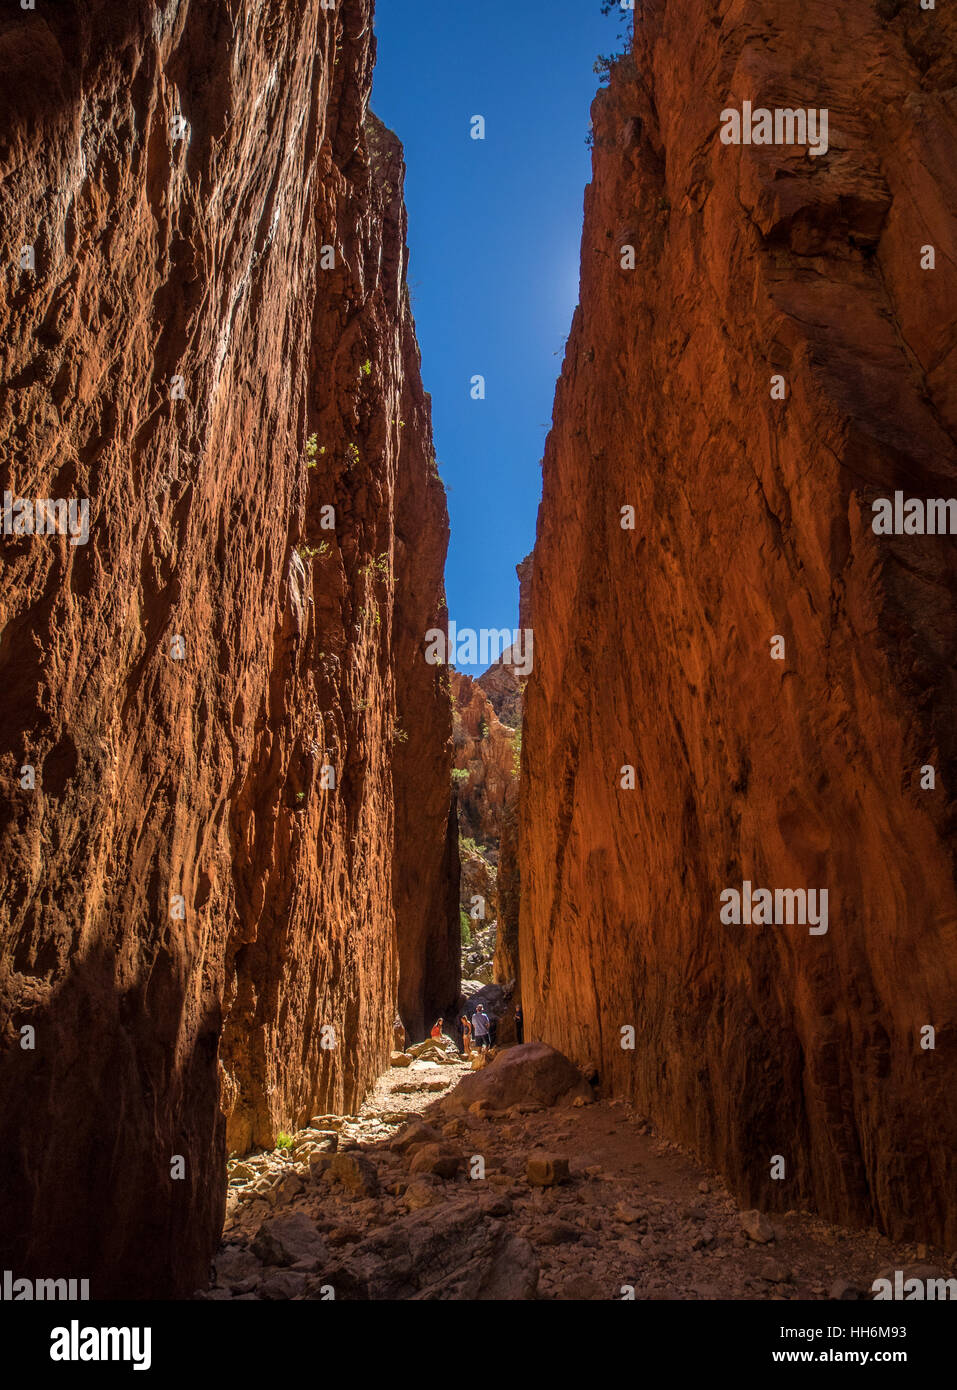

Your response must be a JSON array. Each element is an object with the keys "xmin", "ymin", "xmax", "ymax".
[
  {"xmin": 450, "ymin": 667, "xmax": 521, "ymax": 1016},
  {"xmin": 476, "ymin": 553, "xmax": 534, "ymax": 729},
  {"xmin": 451, "ymin": 670, "xmax": 519, "ymax": 851}
]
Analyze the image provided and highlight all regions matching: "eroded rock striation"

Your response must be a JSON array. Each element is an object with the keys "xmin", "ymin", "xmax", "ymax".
[
  {"xmin": 521, "ymin": 0, "xmax": 957, "ymax": 1244},
  {"xmin": 493, "ymin": 554, "xmax": 533, "ymax": 996},
  {"xmin": 0, "ymin": 0, "xmax": 456, "ymax": 1298}
]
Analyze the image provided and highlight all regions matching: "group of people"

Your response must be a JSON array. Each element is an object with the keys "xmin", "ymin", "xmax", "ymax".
[
  {"xmin": 395, "ymin": 1003, "xmax": 525, "ymax": 1058},
  {"xmin": 430, "ymin": 1005, "xmax": 491, "ymax": 1055},
  {"xmin": 429, "ymin": 1002, "xmax": 523, "ymax": 1056}
]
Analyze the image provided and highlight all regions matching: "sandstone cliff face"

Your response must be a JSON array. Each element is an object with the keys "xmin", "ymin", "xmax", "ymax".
[
  {"xmin": 522, "ymin": 0, "xmax": 957, "ymax": 1244},
  {"xmin": 493, "ymin": 555, "xmax": 533, "ymax": 994},
  {"xmin": 0, "ymin": 0, "xmax": 455, "ymax": 1298},
  {"xmin": 493, "ymin": 800, "xmax": 521, "ymax": 983}
]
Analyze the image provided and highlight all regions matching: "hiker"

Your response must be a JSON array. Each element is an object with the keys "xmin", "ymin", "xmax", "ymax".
[
  {"xmin": 515, "ymin": 1003, "xmax": 524, "ymax": 1044},
  {"xmin": 430, "ymin": 1017, "xmax": 444, "ymax": 1040},
  {"xmin": 460, "ymin": 1014, "xmax": 472, "ymax": 1057},
  {"xmin": 472, "ymin": 1003, "xmax": 491, "ymax": 1050},
  {"xmin": 393, "ymin": 1014, "xmax": 406, "ymax": 1052}
]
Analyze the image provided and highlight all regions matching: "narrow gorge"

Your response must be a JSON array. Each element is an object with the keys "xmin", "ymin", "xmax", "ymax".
[{"xmin": 0, "ymin": 0, "xmax": 955, "ymax": 1318}]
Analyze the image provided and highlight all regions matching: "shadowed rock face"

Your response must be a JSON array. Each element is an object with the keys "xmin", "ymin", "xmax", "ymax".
[
  {"xmin": 0, "ymin": 0, "xmax": 455, "ymax": 1298},
  {"xmin": 521, "ymin": 0, "xmax": 957, "ymax": 1245},
  {"xmin": 494, "ymin": 554, "xmax": 533, "ymax": 996}
]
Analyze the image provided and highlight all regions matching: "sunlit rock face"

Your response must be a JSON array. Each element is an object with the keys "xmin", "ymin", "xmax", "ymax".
[
  {"xmin": 0, "ymin": 0, "xmax": 455, "ymax": 1297},
  {"xmin": 476, "ymin": 553, "xmax": 534, "ymax": 731},
  {"xmin": 520, "ymin": 0, "xmax": 957, "ymax": 1245},
  {"xmin": 451, "ymin": 671, "xmax": 519, "ymax": 852}
]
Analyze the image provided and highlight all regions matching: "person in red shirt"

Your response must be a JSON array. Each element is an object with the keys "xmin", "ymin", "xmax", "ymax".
[{"xmin": 430, "ymin": 1017, "xmax": 444, "ymax": 1040}]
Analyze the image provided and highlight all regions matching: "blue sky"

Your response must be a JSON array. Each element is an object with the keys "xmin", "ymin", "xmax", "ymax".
[{"xmin": 372, "ymin": 1, "xmax": 625, "ymax": 674}]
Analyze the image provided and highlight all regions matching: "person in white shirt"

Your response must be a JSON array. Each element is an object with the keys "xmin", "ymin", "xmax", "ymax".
[{"xmin": 472, "ymin": 1004, "xmax": 491, "ymax": 1049}]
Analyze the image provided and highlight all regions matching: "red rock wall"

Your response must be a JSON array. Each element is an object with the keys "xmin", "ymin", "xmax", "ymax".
[
  {"xmin": 393, "ymin": 439, "xmax": 460, "ymax": 1039},
  {"xmin": 521, "ymin": 0, "xmax": 957, "ymax": 1244},
  {"xmin": 0, "ymin": 0, "xmax": 455, "ymax": 1298},
  {"xmin": 494, "ymin": 555, "xmax": 533, "ymax": 992}
]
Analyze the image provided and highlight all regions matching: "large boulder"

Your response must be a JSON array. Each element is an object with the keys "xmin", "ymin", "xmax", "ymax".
[
  {"xmin": 460, "ymin": 978, "xmax": 489, "ymax": 997},
  {"xmin": 310, "ymin": 1152, "xmax": 380, "ymax": 1197},
  {"xmin": 437, "ymin": 1043, "xmax": 593, "ymax": 1114},
  {"xmin": 316, "ymin": 1195, "xmax": 539, "ymax": 1300},
  {"xmin": 408, "ymin": 1144, "xmax": 464, "ymax": 1179},
  {"xmin": 391, "ymin": 1119, "xmax": 442, "ymax": 1153},
  {"xmin": 408, "ymin": 1034, "xmax": 460, "ymax": 1063},
  {"xmin": 252, "ymin": 1211, "xmax": 327, "ymax": 1267}
]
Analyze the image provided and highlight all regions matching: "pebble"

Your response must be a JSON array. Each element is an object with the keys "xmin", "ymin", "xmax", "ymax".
[
  {"xmin": 740, "ymin": 1209, "xmax": 775, "ymax": 1243},
  {"xmin": 527, "ymin": 1156, "xmax": 570, "ymax": 1187}
]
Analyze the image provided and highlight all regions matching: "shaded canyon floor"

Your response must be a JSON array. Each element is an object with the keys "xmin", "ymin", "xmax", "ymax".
[{"xmin": 205, "ymin": 1045, "xmax": 953, "ymax": 1301}]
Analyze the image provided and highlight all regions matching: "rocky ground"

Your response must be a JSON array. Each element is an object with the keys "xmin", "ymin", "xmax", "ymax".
[{"xmin": 203, "ymin": 1043, "xmax": 954, "ymax": 1301}]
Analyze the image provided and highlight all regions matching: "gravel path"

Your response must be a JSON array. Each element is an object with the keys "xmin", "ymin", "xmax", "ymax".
[{"xmin": 208, "ymin": 1047, "xmax": 954, "ymax": 1300}]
